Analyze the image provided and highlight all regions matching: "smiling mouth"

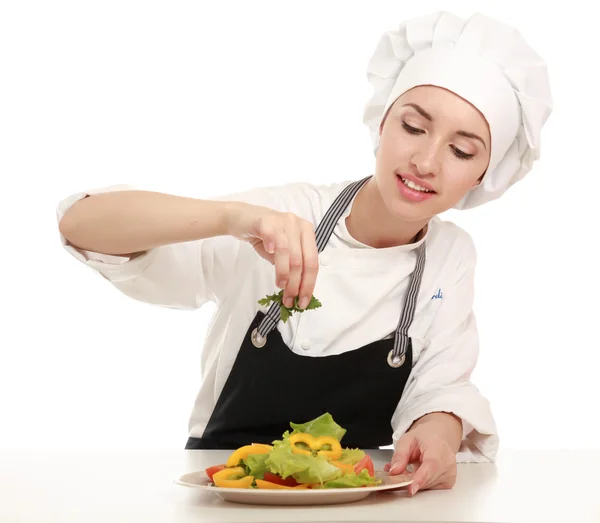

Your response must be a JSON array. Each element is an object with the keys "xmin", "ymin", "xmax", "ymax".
[{"xmin": 397, "ymin": 175, "xmax": 436, "ymax": 193}]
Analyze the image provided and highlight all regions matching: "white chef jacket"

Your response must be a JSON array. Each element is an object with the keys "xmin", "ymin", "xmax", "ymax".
[{"xmin": 56, "ymin": 179, "xmax": 498, "ymax": 463}]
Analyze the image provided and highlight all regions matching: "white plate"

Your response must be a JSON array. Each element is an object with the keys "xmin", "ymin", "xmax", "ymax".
[{"xmin": 174, "ymin": 470, "xmax": 413, "ymax": 505}]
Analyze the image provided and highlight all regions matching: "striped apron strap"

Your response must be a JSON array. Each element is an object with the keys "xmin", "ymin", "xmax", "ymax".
[{"xmin": 387, "ymin": 241, "xmax": 427, "ymax": 368}]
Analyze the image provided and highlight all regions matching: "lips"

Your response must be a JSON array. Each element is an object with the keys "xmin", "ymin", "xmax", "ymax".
[
  {"xmin": 396, "ymin": 172, "xmax": 436, "ymax": 193},
  {"xmin": 395, "ymin": 173, "xmax": 437, "ymax": 202}
]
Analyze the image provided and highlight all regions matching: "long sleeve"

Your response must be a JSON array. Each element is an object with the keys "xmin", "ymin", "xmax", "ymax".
[
  {"xmin": 55, "ymin": 183, "xmax": 304, "ymax": 310},
  {"xmin": 391, "ymin": 237, "xmax": 498, "ymax": 463}
]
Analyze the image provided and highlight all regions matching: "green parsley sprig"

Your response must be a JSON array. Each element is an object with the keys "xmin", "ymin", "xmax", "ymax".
[{"xmin": 258, "ymin": 290, "xmax": 322, "ymax": 323}]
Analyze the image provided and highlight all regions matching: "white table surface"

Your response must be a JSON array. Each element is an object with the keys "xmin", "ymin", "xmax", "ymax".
[{"xmin": 3, "ymin": 448, "xmax": 599, "ymax": 523}]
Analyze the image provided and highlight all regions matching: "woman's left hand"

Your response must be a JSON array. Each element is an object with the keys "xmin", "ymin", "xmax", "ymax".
[{"xmin": 384, "ymin": 415, "xmax": 460, "ymax": 496}]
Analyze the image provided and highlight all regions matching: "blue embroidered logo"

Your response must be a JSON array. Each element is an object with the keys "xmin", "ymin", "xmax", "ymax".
[{"xmin": 431, "ymin": 288, "xmax": 443, "ymax": 300}]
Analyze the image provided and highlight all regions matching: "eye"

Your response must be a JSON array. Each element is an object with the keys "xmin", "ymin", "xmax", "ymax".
[
  {"xmin": 401, "ymin": 121, "xmax": 425, "ymax": 135},
  {"xmin": 451, "ymin": 145, "xmax": 474, "ymax": 160},
  {"xmin": 402, "ymin": 120, "xmax": 475, "ymax": 160}
]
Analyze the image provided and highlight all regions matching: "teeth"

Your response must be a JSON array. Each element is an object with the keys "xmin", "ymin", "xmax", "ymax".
[{"xmin": 400, "ymin": 176, "xmax": 433, "ymax": 193}]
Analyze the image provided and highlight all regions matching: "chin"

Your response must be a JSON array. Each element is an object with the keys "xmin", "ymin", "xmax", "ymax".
[{"xmin": 385, "ymin": 197, "xmax": 436, "ymax": 223}]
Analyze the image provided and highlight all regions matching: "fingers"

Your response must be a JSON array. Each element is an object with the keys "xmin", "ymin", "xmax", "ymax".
[
  {"xmin": 258, "ymin": 212, "xmax": 319, "ymax": 307},
  {"xmin": 405, "ymin": 437, "xmax": 457, "ymax": 495},
  {"xmin": 409, "ymin": 457, "xmax": 438, "ymax": 495},
  {"xmin": 282, "ymin": 216, "xmax": 302, "ymax": 307},
  {"xmin": 297, "ymin": 223, "xmax": 319, "ymax": 308},
  {"xmin": 272, "ymin": 227, "xmax": 290, "ymax": 292},
  {"xmin": 389, "ymin": 434, "xmax": 420, "ymax": 475}
]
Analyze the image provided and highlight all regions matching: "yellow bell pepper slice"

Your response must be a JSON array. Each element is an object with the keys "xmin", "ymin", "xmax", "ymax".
[
  {"xmin": 212, "ymin": 467, "xmax": 254, "ymax": 488},
  {"xmin": 288, "ymin": 433, "xmax": 312, "ymax": 456},
  {"xmin": 255, "ymin": 479, "xmax": 311, "ymax": 490},
  {"xmin": 288, "ymin": 433, "xmax": 342, "ymax": 460},
  {"xmin": 226, "ymin": 444, "xmax": 272, "ymax": 467},
  {"xmin": 251, "ymin": 443, "xmax": 273, "ymax": 451}
]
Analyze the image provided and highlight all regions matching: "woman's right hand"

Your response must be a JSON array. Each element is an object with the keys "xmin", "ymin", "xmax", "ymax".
[{"xmin": 226, "ymin": 202, "xmax": 319, "ymax": 309}]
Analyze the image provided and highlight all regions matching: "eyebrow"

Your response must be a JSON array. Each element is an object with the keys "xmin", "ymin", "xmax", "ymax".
[{"xmin": 401, "ymin": 103, "xmax": 487, "ymax": 150}]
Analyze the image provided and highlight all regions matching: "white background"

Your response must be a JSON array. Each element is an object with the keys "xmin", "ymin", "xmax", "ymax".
[{"xmin": 1, "ymin": 0, "xmax": 598, "ymax": 451}]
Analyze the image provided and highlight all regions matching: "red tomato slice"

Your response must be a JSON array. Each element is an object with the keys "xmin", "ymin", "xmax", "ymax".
[
  {"xmin": 354, "ymin": 454, "xmax": 375, "ymax": 477},
  {"xmin": 263, "ymin": 471, "xmax": 299, "ymax": 487},
  {"xmin": 205, "ymin": 464, "xmax": 226, "ymax": 482}
]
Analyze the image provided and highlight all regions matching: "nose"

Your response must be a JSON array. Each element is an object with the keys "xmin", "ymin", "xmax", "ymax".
[{"xmin": 410, "ymin": 142, "xmax": 442, "ymax": 177}]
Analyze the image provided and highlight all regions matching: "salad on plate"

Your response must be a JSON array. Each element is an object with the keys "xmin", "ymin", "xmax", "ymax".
[{"xmin": 204, "ymin": 413, "xmax": 381, "ymax": 490}]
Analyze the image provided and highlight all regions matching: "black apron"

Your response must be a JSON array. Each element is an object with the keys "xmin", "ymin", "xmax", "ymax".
[{"xmin": 185, "ymin": 176, "xmax": 427, "ymax": 450}]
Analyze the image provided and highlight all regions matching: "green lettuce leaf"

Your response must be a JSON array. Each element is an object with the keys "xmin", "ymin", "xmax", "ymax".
[
  {"xmin": 265, "ymin": 437, "xmax": 342, "ymax": 484},
  {"xmin": 336, "ymin": 448, "xmax": 365, "ymax": 465},
  {"xmin": 289, "ymin": 413, "xmax": 346, "ymax": 442},
  {"xmin": 318, "ymin": 469, "xmax": 381, "ymax": 489},
  {"xmin": 244, "ymin": 453, "xmax": 269, "ymax": 479}
]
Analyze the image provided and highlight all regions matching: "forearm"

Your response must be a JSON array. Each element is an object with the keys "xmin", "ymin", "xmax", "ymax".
[
  {"xmin": 408, "ymin": 412, "xmax": 463, "ymax": 453},
  {"xmin": 59, "ymin": 190, "xmax": 233, "ymax": 256}
]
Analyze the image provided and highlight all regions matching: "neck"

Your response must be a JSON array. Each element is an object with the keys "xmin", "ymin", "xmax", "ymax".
[{"xmin": 345, "ymin": 178, "xmax": 430, "ymax": 248}]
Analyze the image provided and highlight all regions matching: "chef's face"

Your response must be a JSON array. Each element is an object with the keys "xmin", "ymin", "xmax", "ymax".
[{"xmin": 375, "ymin": 85, "xmax": 491, "ymax": 219}]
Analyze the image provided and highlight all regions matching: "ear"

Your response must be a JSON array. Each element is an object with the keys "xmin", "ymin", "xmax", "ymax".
[{"xmin": 473, "ymin": 173, "xmax": 485, "ymax": 188}]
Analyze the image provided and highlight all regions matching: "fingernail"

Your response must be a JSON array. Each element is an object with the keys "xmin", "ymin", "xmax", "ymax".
[
  {"xmin": 266, "ymin": 242, "xmax": 275, "ymax": 253},
  {"xmin": 410, "ymin": 482, "xmax": 420, "ymax": 495},
  {"xmin": 299, "ymin": 296, "xmax": 309, "ymax": 309},
  {"xmin": 284, "ymin": 298, "xmax": 294, "ymax": 308},
  {"xmin": 278, "ymin": 280, "xmax": 287, "ymax": 289}
]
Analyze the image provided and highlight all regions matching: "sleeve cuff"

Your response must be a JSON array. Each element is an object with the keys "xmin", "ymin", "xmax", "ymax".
[{"xmin": 391, "ymin": 385, "xmax": 499, "ymax": 463}]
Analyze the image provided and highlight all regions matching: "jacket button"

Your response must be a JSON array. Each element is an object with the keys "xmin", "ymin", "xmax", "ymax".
[
  {"xmin": 301, "ymin": 339, "xmax": 311, "ymax": 350},
  {"xmin": 320, "ymin": 254, "xmax": 331, "ymax": 266}
]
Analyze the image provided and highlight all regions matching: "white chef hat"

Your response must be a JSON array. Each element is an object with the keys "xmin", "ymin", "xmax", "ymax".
[{"xmin": 362, "ymin": 12, "xmax": 553, "ymax": 209}]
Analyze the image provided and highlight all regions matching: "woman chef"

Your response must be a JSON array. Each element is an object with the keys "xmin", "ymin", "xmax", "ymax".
[{"xmin": 56, "ymin": 12, "xmax": 552, "ymax": 495}]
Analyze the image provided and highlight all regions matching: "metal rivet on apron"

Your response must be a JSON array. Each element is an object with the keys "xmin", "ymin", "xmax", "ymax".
[
  {"xmin": 387, "ymin": 350, "xmax": 406, "ymax": 368},
  {"xmin": 251, "ymin": 328, "xmax": 267, "ymax": 348}
]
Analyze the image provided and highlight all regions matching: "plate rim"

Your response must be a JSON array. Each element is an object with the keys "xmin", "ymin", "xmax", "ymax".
[{"xmin": 174, "ymin": 469, "xmax": 413, "ymax": 494}]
